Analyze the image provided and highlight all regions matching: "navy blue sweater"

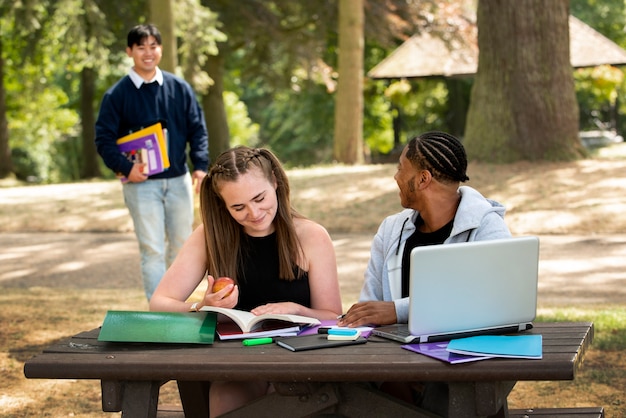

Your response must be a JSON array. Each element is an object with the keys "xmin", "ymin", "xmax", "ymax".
[{"xmin": 95, "ymin": 71, "xmax": 209, "ymax": 178}]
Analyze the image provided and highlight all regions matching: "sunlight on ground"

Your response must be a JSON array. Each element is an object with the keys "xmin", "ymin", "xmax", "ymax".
[
  {"xmin": 0, "ymin": 394, "xmax": 35, "ymax": 413},
  {"xmin": 296, "ymin": 175, "xmax": 395, "ymax": 201},
  {"xmin": 287, "ymin": 163, "xmax": 392, "ymax": 178},
  {"xmin": 1, "ymin": 145, "xmax": 625, "ymax": 416},
  {"xmin": 595, "ymin": 141, "xmax": 626, "ymax": 158}
]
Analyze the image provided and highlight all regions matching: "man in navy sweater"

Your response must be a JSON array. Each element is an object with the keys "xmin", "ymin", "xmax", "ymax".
[{"xmin": 95, "ymin": 24, "xmax": 209, "ymax": 301}]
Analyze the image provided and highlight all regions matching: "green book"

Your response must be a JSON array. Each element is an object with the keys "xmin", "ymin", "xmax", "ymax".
[{"xmin": 98, "ymin": 310, "xmax": 216, "ymax": 344}]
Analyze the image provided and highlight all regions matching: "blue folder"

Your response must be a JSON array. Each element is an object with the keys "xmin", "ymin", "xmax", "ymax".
[{"xmin": 446, "ymin": 334, "xmax": 542, "ymax": 359}]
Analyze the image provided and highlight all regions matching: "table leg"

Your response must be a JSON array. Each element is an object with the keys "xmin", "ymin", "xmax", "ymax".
[
  {"xmin": 101, "ymin": 380, "xmax": 160, "ymax": 418},
  {"xmin": 445, "ymin": 381, "xmax": 515, "ymax": 418},
  {"xmin": 177, "ymin": 381, "xmax": 210, "ymax": 418}
]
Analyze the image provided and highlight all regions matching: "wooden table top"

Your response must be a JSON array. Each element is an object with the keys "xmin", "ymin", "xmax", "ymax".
[{"xmin": 24, "ymin": 322, "xmax": 593, "ymax": 384}]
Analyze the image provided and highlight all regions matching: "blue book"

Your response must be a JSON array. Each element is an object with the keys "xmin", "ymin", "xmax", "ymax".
[{"xmin": 446, "ymin": 335, "xmax": 542, "ymax": 359}]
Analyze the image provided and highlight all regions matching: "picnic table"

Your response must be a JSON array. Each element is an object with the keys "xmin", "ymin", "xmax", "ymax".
[{"xmin": 23, "ymin": 322, "xmax": 596, "ymax": 418}]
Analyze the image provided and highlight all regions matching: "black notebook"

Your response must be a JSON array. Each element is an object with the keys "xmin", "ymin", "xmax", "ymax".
[{"xmin": 275, "ymin": 334, "xmax": 367, "ymax": 352}]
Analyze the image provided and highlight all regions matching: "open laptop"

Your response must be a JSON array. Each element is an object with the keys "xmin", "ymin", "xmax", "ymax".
[{"xmin": 372, "ymin": 236, "xmax": 539, "ymax": 343}]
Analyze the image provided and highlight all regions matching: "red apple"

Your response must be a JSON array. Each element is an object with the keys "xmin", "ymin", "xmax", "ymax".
[{"xmin": 212, "ymin": 277, "xmax": 235, "ymax": 296}]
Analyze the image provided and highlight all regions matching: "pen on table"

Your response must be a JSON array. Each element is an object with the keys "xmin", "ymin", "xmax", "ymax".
[{"xmin": 242, "ymin": 337, "xmax": 274, "ymax": 346}]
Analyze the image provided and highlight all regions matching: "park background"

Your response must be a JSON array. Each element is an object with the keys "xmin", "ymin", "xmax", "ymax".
[{"xmin": 2, "ymin": 0, "xmax": 626, "ymax": 416}]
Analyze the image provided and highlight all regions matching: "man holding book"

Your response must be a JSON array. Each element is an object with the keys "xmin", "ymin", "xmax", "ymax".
[{"xmin": 95, "ymin": 24, "xmax": 209, "ymax": 301}]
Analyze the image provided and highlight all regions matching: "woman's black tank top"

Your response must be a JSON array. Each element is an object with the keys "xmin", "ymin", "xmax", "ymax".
[{"xmin": 235, "ymin": 232, "xmax": 311, "ymax": 311}]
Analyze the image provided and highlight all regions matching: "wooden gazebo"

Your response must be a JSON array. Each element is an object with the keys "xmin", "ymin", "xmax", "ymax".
[
  {"xmin": 369, "ymin": 16, "xmax": 626, "ymax": 79},
  {"xmin": 368, "ymin": 16, "xmax": 626, "ymax": 141}
]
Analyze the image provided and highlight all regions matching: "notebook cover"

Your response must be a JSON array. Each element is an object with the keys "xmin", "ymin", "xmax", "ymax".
[
  {"xmin": 275, "ymin": 334, "xmax": 367, "ymax": 352},
  {"xmin": 98, "ymin": 310, "xmax": 216, "ymax": 344},
  {"xmin": 446, "ymin": 334, "xmax": 543, "ymax": 359},
  {"xmin": 402, "ymin": 342, "xmax": 494, "ymax": 364}
]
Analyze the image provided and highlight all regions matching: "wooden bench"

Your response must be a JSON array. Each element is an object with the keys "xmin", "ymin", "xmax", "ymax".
[{"xmin": 509, "ymin": 407, "xmax": 604, "ymax": 417}]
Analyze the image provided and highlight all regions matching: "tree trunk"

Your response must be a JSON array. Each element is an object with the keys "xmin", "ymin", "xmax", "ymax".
[
  {"xmin": 0, "ymin": 37, "xmax": 12, "ymax": 177},
  {"xmin": 149, "ymin": 0, "xmax": 177, "ymax": 72},
  {"xmin": 333, "ymin": 0, "xmax": 364, "ymax": 164},
  {"xmin": 445, "ymin": 78, "xmax": 468, "ymax": 139},
  {"xmin": 80, "ymin": 67, "xmax": 101, "ymax": 178},
  {"xmin": 464, "ymin": 0, "xmax": 585, "ymax": 162},
  {"xmin": 202, "ymin": 52, "xmax": 230, "ymax": 161}
]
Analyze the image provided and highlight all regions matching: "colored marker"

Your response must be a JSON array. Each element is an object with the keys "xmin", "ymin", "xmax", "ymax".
[
  {"xmin": 328, "ymin": 328, "xmax": 359, "ymax": 337},
  {"xmin": 328, "ymin": 329, "xmax": 361, "ymax": 341},
  {"xmin": 242, "ymin": 337, "xmax": 274, "ymax": 346}
]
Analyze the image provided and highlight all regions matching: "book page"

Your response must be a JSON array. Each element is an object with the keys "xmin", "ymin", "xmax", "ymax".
[{"xmin": 199, "ymin": 306, "xmax": 320, "ymax": 333}]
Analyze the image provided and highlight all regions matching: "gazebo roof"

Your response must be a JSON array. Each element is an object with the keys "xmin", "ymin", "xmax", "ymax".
[{"xmin": 368, "ymin": 15, "xmax": 626, "ymax": 79}]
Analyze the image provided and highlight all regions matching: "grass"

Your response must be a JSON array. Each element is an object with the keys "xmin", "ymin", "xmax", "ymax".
[
  {"xmin": 508, "ymin": 307, "xmax": 626, "ymax": 413},
  {"xmin": 537, "ymin": 307, "xmax": 626, "ymax": 351},
  {"xmin": 1, "ymin": 142, "xmax": 626, "ymax": 416}
]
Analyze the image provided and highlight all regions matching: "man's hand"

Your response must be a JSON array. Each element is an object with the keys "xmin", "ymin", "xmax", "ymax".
[
  {"xmin": 126, "ymin": 163, "xmax": 148, "ymax": 183},
  {"xmin": 337, "ymin": 301, "xmax": 397, "ymax": 328},
  {"xmin": 191, "ymin": 170, "xmax": 207, "ymax": 194}
]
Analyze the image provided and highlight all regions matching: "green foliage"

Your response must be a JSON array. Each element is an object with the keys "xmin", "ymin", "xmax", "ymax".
[
  {"xmin": 571, "ymin": 0, "xmax": 626, "ymax": 135},
  {"xmin": 175, "ymin": 0, "xmax": 226, "ymax": 93},
  {"xmin": 6, "ymin": 53, "xmax": 79, "ymax": 182},
  {"xmin": 363, "ymin": 87, "xmax": 394, "ymax": 154},
  {"xmin": 377, "ymin": 78, "xmax": 449, "ymax": 143},
  {"xmin": 571, "ymin": 0, "xmax": 626, "ymax": 47},
  {"xmin": 224, "ymin": 91, "xmax": 260, "ymax": 147},
  {"xmin": 7, "ymin": 0, "xmax": 626, "ymax": 181},
  {"xmin": 8, "ymin": 95, "xmax": 79, "ymax": 183},
  {"xmin": 261, "ymin": 84, "xmax": 335, "ymax": 167},
  {"xmin": 575, "ymin": 65, "xmax": 625, "ymax": 131}
]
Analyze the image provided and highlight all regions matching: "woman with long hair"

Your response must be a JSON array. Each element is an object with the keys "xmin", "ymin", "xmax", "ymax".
[{"xmin": 150, "ymin": 145, "xmax": 342, "ymax": 416}]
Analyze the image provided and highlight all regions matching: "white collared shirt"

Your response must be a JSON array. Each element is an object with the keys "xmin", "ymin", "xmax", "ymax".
[{"xmin": 128, "ymin": 67, "xmax": 164, "ymax": 89}]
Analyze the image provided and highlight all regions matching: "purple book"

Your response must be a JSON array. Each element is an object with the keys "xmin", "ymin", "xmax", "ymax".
[
  {"xmin": 402, "ymin": 342, "xmax": 494, "ymax": 364},
  {"xmin": 117, "ymin": 133, "xmax": 167, "ymax": 181}
]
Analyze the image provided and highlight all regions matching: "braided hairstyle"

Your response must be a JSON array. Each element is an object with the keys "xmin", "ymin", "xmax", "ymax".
[
  {"xmin": 405, "ymin": 131, "xmax": 470, "ymax": 184},
  {"xmin": 200, "ymin": 146, "xmax": 304, "ymax": 282}
]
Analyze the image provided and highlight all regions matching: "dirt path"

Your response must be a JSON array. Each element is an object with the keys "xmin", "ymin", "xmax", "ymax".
[{"xmin": 2, "ymin": 232, "xmax": 625, "ymax": 308}]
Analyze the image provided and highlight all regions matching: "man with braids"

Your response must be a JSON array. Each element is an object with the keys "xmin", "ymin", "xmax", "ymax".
[
  {"xmin": 339, "ymin": 131, "xmax": 510, "ymax": 328},
  {"xmin": 150, "ymin": 146, "xmax": 342, "ymax": 417},
  {"xmin": 338, "ymin": 131, "xmax": 511, "ymax": 412}
]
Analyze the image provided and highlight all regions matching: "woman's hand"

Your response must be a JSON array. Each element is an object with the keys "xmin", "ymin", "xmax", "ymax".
[
  {"xmin": 201, "ymin": 276, "xmax": 238, "ymax": 309},
  {"xmin": 251, "ymin": 302, "xmax": 300, "ymax": 316}
]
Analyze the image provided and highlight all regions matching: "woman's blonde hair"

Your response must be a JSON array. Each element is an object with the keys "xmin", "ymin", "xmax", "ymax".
[{"xmin": 200, "ymin": 146, "xmax": 304, "ymax": 282}]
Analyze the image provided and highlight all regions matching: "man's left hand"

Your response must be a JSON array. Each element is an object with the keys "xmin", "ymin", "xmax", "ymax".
[{"xmin": 337, "ymin": 301, "xmax": 397, "ymax": 328}]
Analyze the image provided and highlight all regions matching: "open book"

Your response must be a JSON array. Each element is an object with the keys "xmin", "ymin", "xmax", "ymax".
[{"xmin": 199, "ymin": 306, "xmax": 321, "ymax": 340}]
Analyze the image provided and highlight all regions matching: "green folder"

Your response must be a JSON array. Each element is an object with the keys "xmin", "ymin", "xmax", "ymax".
[{"xmin": 98, "ymin": 310, "xmax": 216, "ymax": 344}]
